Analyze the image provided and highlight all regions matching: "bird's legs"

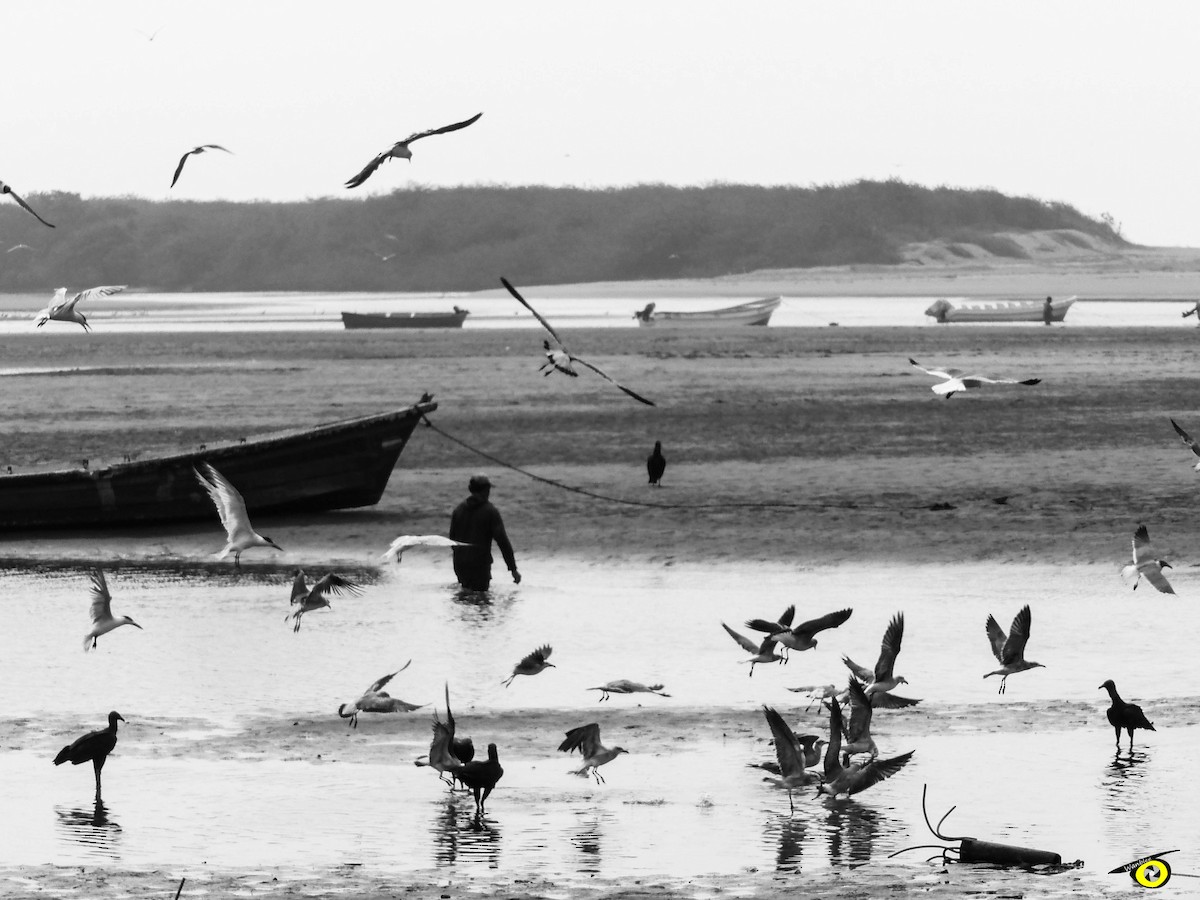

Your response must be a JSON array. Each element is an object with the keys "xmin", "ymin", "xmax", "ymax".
[
  {"xmin": 92, "ymin": 758, "xmax": 104, "ymax": 799},
  {"xmin": 234, "ymin": 551, "xmax": 242, "ymax": 572},
  {"xmin": 997, "ymin": 676, "xmax": 1008, "ymax": 695},
  {"xmin": 592, "ymin": 768, "xmax": 606, "ymax": 785}
]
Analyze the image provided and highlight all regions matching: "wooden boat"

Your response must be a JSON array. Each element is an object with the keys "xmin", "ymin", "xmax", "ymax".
[
  {"xmin": 341, "ymin": 307, "xmax": 469, "ymax": 329},
  {"xmin": 0, "ymin": 399, "xmax": 436, "ymax": 530},
  {"xmin": 633, "ymin": 296, "xmax": 781, "ymax": 327},
  {"xmin": 925, "ymin": 296, "xmax": 1076, "ymax": 323}
]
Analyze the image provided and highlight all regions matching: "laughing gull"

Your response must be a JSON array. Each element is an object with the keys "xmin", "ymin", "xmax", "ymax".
[
  {"xmin": 53, "ymin": 711, "xmax": 125, "ymax": 799},
  {"xmin": 0, "ymin": 178, "xmax": 54, "ymax": 227},
  {"xmin": 380, "ymin": 534, "xmax": 468, "ymax": 565},
  {"xmin": 722, "ymin": 622, "xmax": 785, "ymax": 676},
  {"xmin": 746, "ymin": 606, "xmax": 853, "ymax": 657},
  {"xmin": 501, "ymin": 277, "xmax": 656, "ymax": 406},
  {"xmin": 585, "ymin": 679, "xmax": 670, "ymax": 701},
  {"xmin": 1170, "ymin": 418, "xmax": 1200, "ymax": 471},
  {"xmin": 1121, "ymin": 524, "xmax": 1175, "ymax": 593},
  {"xmin": 194, "ymin": 462, "xmax": 283, "ymax": 569},
  {"xmin": 34, "ymin": 285, "xmax": 126, "ymax": 332},
  {"xmin": 287, "ymin": 570, "xmax": 363, "ymax": 632},
  {"xmin": 337, "ymin": 661, "xmax": 422, "ymax": 727},
  {"xmin": 840, "ymin": 677, "xmax": 878, "ymax": 762},
  {"xmin": 1099, "ymin": 679, "xmax": 1156, "ymax": 750},
  {"xmin": 170, "ymin": 145, "xmax": 232, "ymax": 187},
  {"xmin": 983, "ymin": 604, "xmax": 1044, "ymax": 693},
  {"xmin": 818, "ymin": 695, "xmax": 914, "ymax": 799},
  {"xmin": 82, "ymin": 569, "xmax": 143, "ymax": 651},
  {"xmin": 843, "ymin": 612, "xmax": 908, "ymax": 696},
  {"xmin": 761, "ymin": 705, "xmax": 818, "ymax": 814},
  {"xmin": 908, "ymin": 358, "xmax": 1041, "ymax": 398},
  {"xmin": 344, "ymin": 112, "xmax": 482, "ymax": 188},
  {"xmin": 558, "ymin": 723, "xmax": 628, "ymax": 783},
  {"xmin": 502, "ymin": 645, "xmax": 555, "ymax": 687}
]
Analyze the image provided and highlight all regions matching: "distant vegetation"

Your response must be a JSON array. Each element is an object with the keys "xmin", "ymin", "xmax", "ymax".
[{"xmin": 0, "ymin": 181, "xmax": 1125, "ymax": 292}]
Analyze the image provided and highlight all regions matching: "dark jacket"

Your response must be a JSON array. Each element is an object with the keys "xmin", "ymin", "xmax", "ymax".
[{"xmin": 449, "ymin": 494, "xmax": 517, "ymax": 574}]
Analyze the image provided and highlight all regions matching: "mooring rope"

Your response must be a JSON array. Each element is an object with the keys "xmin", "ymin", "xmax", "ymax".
[{"xmin": 420, "ymin": 415, "xmax": 901, "ymax": 511}]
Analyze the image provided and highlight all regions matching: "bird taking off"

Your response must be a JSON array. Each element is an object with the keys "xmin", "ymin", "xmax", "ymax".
[
  {"xmin": 908, "ymin": 358, "xmax": 1041, "ymax": 398},
  {"xmin": 818, "ymin": 694, "xmax": 914, "ymax": 799},
  {"xmin": 983, "ymin": 604, "xmax": 1044, "ymax": 693},
  {"xmin": 82, "ymin": 568, "xmax": 143, "ymax": 651},
  {"xmin": 843, "ymin": 611, "xmax": 908, "ymax": 696},
  {"xmin": 501, "ymin": 277, "xmax": 656, "ymax": 406},
  {"xmin": 337, "ymin": 661, "xmax": 422, "ymax": 727},
  {"xmin": 54, "ymin": 711, "xmax": 124, "ymax": 799},
  {"xmin": 194, "ymin": 462, "xmax": 283, "ymax": 569},
  {"xmin": 760, "ymin": 704, "xmax": 817, "ymax": 813},
  {"xmin": 380, "ymin": 534, "xmax": 469, "ymax": 565},
  {"xmin": 502, "ymin": 645, "xmax": 554, "ymax": 687},
  {"xmin": 586, "ymin": 680, "xmax": 670, "ymax": 701},
  {"xmin": 1170, "ymin": 418, "xmax": 1200, "ymax": 472},
  {"xmin": 722, "ymin": 621, "xmax": 785, "ymax": 676},
  {"xmin": 1120, "ymin": 524, "xmax": 1175, "ymax": 594},
  {"xmin": 170, "ymin": 144, "xmax": 232, "ymax": 188},
  {"xmin": 344, "ymin": 112, "xmax": 482, "ymax": 188},
  {"xmin": 1099, "ymin": 679, "xmax": 1155, "ymax": 751},
  {"xmin": 0, "ymin": 178, "xmax": 54, "ymax": 227},
  {"xmin": 558, "ymin": 723, "xmax": 628, "ymax": 784},
  {"xmin": 415, "ymin": 683, "xmax": 475, "ymax": 788},
  {"xmin": 745, "ymin": 605, "xmax": 853, "ymax": 657},
  {"xmin": 35, "ymin": 285, "xmax": 127, "ymax": 332},
  {"xmin": 287, "ymin": 570, "xmax": 363, "ymax": 632},
  {"xmin": 647, "ymin": 441, "xmax": 666, "ymax": 486}
]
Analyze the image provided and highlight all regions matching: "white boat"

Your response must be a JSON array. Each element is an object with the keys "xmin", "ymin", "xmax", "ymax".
[
  {"xmin": 633, "ymin": 296, "xmax": 781, "ymax": 327},
  {"xmin": 925, "ymin": 296, "xmax": 1076, "ymax": 323}
]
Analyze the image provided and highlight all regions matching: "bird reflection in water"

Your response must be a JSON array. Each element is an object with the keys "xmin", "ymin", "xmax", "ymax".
[
  {"xmin": 1102, "ymin": 747, "xmax": 1152, "ymax": 816},
  {"xmin": 432, "ymin": 794, "xmax": 501, "ymax": 868},
  {"xmin": 571, "ymin": 809, "xmax": 609, "ymax": 876},
  {"xmin": 766, "ymin": 815, "xmax": 806, "ymax": 872},
  {"xmin": 55, "ymin": 798, "xmax": 122, "ymax": 859},
  {"xmin": 821, "ymin": 802, "xmax": 883, "ymax": 867}
]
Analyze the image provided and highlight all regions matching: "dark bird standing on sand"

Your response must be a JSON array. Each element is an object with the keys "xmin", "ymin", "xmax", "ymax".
[
  {"xmin": 559, "ymin": 722, "xmax": 628, "ymax": 784},
  {"xmin": 747, "ymin": 605, "xmax": 853, "ymax": 658},
  {"xmin": 818, "ymin": 695, "xmax": 913, "ymax": 799},
  {"xmin": 983, "ymin": 604, "xmax": 1044, "ymax": 694},
  {"xmin": 344, "ymin": 112, "xmax": 483, "ymax": 188},
  {"xmin": 502, "ymin": 277, "xmax": 656, "ymax": 406},
  {"xmin": 287, "ymin": 570, "xmax": 363, "ymax": 632},
  {"xmin": 1100, "ymin": 679, "xmax": 1156, "ymax": 750},
  {"xmin": 647, "ymin": 441, "xmax": 666, "ymax": 486},
  {"xmin": 1121, "ymin": 524, "xmax": 1175, "ymax": 594},
  {"xmin": 0, "ymin": 178, "xmax": 54, "ymax": 227},
  {"xmin": 170, "ymin": 144, "xmax": 232, "ymax": 187},
  {"xmin": 54, "ymin": 711, "xmax": 125, "ymax": 799},
  {"xmin": 502, "ymin": 644, "xmax": 554, "ymax": 687}
]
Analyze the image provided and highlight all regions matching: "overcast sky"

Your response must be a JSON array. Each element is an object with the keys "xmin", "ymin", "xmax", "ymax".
[{"xmin": 6, "ymin": 1, "xmax": 1200, "ymax": 247}]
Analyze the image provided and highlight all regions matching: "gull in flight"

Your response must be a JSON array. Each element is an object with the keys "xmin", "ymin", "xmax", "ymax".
[
  {"xmin": 1170, "ymin": 418, "xmax": 1200, "ymax": 471},
  {"xmin": 722, "ymin": 622, "xmax": 784, "ymax": 676},
  {"xmin": 82, "ymin": 568, "xmax": 143, "ymax": 651},
  {"xmin": 286, "ymin": 570, "xmax": 363, "ymax": 632},
  {"xmin": 983, "ymin": 604, "xmax": 1044, "ymax": 693},
  {"xmin": 818, "ymin": 693, "xmax": 914, "ymax": 799},
  {"xmin": 558, "ymin": 723, "xmax": 628, "ymax": 784},
  {"xmin": 760, "ymin": 705, "xmax": 818, "ymax": 813},
  {"xmin": 1099, "ymin": 679, "xmax": 1155, "ymax": 751},
  {"xmin": 501, "ymin": 277, "xmax": 656, "ymax": 406},
  {"xmin": 337, "ymin": 661, "xmax": 422, "ymax": 727},
  {"xmin": 843, "ymin": 611, "xmax": 908, "ymax": 696},
  {"xmin": 170, "ymin": 145, "xmax": 232, "ymax": 188},
  {"xmin": 380, "ymin": 534, "xmax": 469, "ymax": 565},
  {"xmin": 53, "ymin": 711, "xmax": 125, "ymax": 799},
  {"xmin": 745, "ymin": 605, "xmax": 853, "ymax": 657},
  {"xmin": 35, "ymin": 285, "xmax": 127, "ymax": 332},
  {"xmin": 839, "ymin": 677, "xmax": 878, "ymax": 762},
  {"xmin": 194, "ymin": 461, "xmax": 283, "ymax": 569},
  {"xmin": 344, "ymin": 112, "xmax": 483, "ymax": 188},
  {"xmin": 415, "ymin": 683, "xmax": 475, "ymax": 788},
  {"xmin": 0, "ymin": 179, "xmax": 54, "ymax": 227},
  {"xmin": 502, "ymin": 645, "xmax": 554, "ymax": 687},
  {"xmin": 1120, "ymin": 524, "xmax": 1175, "ymax": 594},
  {"xmin": 908, "ymin": 358, "xmax": 1041, "ymax": 398},
  {"xmin": 585, "ymin": 679, "xmax": 671, "ymax": 701}
]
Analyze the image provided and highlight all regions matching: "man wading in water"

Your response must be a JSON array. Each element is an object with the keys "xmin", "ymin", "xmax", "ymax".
[{"xmin": 449, "ymin": 473, "xmax": 520, "ymax": 591}]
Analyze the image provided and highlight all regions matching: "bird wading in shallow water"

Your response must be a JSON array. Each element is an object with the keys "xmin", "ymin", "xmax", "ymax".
[
  {"xmin": 558, "ymin": 723, "xmax": 628, "ymax": 784},
  {"xmin": 1120, "ymin": 524, "xmax": 1175, "ymax": 594},
  {"xmin": 502, "ymin": 645, "xmax": 554, "ymax": 687},
  {"xmin": 82, "ymin": 568, "xmax": 143, "ymax": 651},
  {"xmin": 647, "ymin": 441, "xmax": 666, "ymax": 485},
  {"xmin": 194, "ymin": 462, "xmax": 283, "ymax": 569},
  {"xmin": 983, "ymin": 604, "xmax": 1044, "ymax": 694},
  {"xmin": 34, "ymin": 285, "xmax": 126, "ymax": 332},
  {"xmin": 54, "ymin": 711, "xmax": 125, "ymax": 799},
  {"xmin": 1099, "ymin": 679, "xmax": 1155, "ymax": 750},
  {"xmin": 344, "ymin": 113, "xmax": 483, "ymax": 188},
  {"xmin": 455, "ymin": 742, "xmax": 504, "ymax": 813}
]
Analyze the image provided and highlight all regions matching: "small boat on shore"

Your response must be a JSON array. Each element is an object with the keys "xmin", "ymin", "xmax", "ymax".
[
  {"xmin": 0, "ymin": 399, "xmax": 436, "ymax": 530},
  {"xmin": 633, "ymin": 296, "xmax": 781, "ymax": 327},
  {"xmin": 341, "ymin": 307, "xmax": 469, "ymax": 329},
  {"xmin": 925, "ymin": 296, "xmax": 1076, "ymax": 324}
]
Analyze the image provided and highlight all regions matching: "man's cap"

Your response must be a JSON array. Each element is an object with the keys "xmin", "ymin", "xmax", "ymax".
[{"xmin": 469, "ymin": 473, "xmax": 492, "ymax": 491}]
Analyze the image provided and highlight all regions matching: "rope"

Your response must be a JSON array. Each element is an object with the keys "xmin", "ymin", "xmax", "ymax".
[{"xmin": 420, "ymin": 415, "xmax": 899, "ymax": 512}]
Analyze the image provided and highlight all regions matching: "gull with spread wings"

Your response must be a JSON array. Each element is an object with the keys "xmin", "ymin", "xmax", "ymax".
[
  {"xmin": 82, "ymin": 568, "xmax": 143, "ymax": 651},
  {"xmin": 817, "ymin": 691, "xmax": 914, "ymax": 799},
  {"xmin": 722, "ymin": 622, "xmax": 785, "ymax": 676},
  {"xmin": 1170, "ymin": 418, "xmax": 1200, "ymax": 472},
  {"xmin": 380, "ymin": 534, "xmax": 469, "ymax": 565},
  {"xmin": 908, "ymin": 358, "xmax": 1041, "ymax": 398},
  {"xmin": 1120, "ymin": 524, "xmax": 1175, "ymax": 594},
  {"xmin": 194, "ymin": 461, "xmax": 283, "ymax": 569},
  {"xmin": 170, "ymin": 144, "xmax": 232, "ymax": 188},
  {"xmin": 843, "ymin": 611, "xmax": 908, "ymax": 697},
  {"xmin": 345, "ymin": 112, "xmax": 482, "ymax": 188},
  {"xmin": 1, "ymin": 179, "xmax": 54, "ymax": 227},
  {"xmin": 983, "ymin": 604, "xmax": 1044, "ymax": 693},
  {"xmin": 502, "ymin": 277, "xmax": 656, "ymax": 406},
  {"xmin": 558, "ymin": 723, "xmax": 628, "ymax": 784},
  {"xmin": 337, "ymin": 661, "xmax": 422, "ymax": 727},
  {"xmin": 745, "ymin": 605, "xmax": 853, "ymax": 658},
  {"xmin": 286, "ymin": 570, "xmax": 363, "ymax": 632},
  {"xmin": 34, "ymin": 285, "xmax": 127, "ymax": 332},
  {"xmin": 760, "ymin": 704, "xmax": 819, "ymax": 814}
]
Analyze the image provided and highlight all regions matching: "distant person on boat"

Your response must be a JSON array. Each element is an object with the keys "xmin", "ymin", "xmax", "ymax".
[
  {"xmin": 1042, "ymin": 296, "xmax": 1053, "ymax": 326},
  {"xmin": 449, "ymin": 473, "xmax": 520, "ymax": 591},
  {"xmin": 1183, "ymin": 302, "xmax": 1200, "ymax": 323}
]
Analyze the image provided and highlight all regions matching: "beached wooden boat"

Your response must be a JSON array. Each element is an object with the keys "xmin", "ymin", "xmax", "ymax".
[
  {"xmin": 0, "ymin": 399, "xmax": 436, "ymax": 530},
  {"xmin": 925, "ymin": 296, "xmax": 1076, "ymax": 323},
  {"xmin": 633, "ymin": 296, "xmax": 781, "ymax": 327},
  {"xmin": 341, "ymin": 307, "xmax": 469, "ymax": 329}
]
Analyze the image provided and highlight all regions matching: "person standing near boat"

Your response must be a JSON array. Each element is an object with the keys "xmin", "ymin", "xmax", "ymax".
[
  {"xmin": 449, "ymin": 473, "xmax": 520, "ymax": 591},
  {"xmin": 1042, "ymin": 296, "xmax": 1053, "ymax": 325}
]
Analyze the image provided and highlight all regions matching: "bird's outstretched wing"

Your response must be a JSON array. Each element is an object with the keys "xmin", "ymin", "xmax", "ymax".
[
  {"xmin": 194, "ymin": 462, "xmax": 247, "ymax": 539},
  {"xmin": 64, "ymin": 285, "xmax": 127, "ymax": 314},
  {"xmin": 985, "ymin": 614, "xmax": 1007, "ymax": 663},
  {"xmin": 344, "ymin": 153, "xmax": 389, "ymax": 189},
  {"xmin": 308, "ymin": 573, "xmax": 363, "ymax": 603},
  {"xmin": 722, "ymin": 622, "xmax": 760, "ymax": 654},
  {"xmin": 874, "ymin": 612, "xmax": 904, "ymax": 681},
  {"xmin": 841, "ymin": 655, "xmax": 875, "ymax": 682},
  {"xmin": 0, "ymin": 180, "xmax": 54, "ymax": 227},
  {"xmin": 403, "ymin": 112, "xmax": 483, "ymax": 146},
  {"xmin": 88, "ymin": 569, "xmax": 113, "ymax": 624},
  {"xmin": 501, "ymin": 277, "xmax": 568, "ymax": 349},
  {"xmin": 763, "ymin": 705, "xmax": 805, "ymax": 779},
  {"xmin": 844, "ymin": 678, "xmax": 873, "ymax": 741},
  {"xmin": 518, "ymin": 645, "xmax": 552, "ymax": 668},
  {"xmin": 795, "ymin": 607, "xmax": 853, "ymax": 639},
  {"xmin": 289, "ymin": 570, "xmax": 308, "ymax": 604},
  {"xmin": 1171, "ymin": 418, "xmax": 1200, "ymax": 460},
  {"xmin": 824, "ymin": 695, "xmax": 845, "ymax": 780},
  {"xmin": 908, "ymin": 358, "xmax": 961, "ymax": 379},
  {"xmin": 1131, "ymin": 524, "xmax": 1158, "ymax": 565},
  {"xmin": 570, "ymin": 356, "xmax": 656, "ymax": 406},
  {"xmin": 171, "ymin": 152, "xmax": 191, "ymax": 188},
  {"xmin": 1001, "ymin": 605, "xmax": 1033, "ymax": 665},
  {"xmin": 558, "ymin": 722, "xmax": 601, "ymax": 757},
  {"xmin": 171, "ymin": 145, "xmax": 231, "ymax": 188},
  {"xmin": 961, "ymin": 375, "xmax": 1041, "ymax": 387},
  {"xmin": 368, "ymin": 659, "xmax": 412, "ymax": 694},
  {"xmin": 845, "ymin": 749, "xmax": 915, "ymax": 795}
]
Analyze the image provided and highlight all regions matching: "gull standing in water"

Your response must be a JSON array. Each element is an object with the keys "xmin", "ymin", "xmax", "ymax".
[
  {"xmin": 843, "ymin": 612, "xmax": 908, "ymax": 696},
  {"xmin": 194, "ymin": 462, "xmax": 283, "ymax": 569},
  {"xmin": 502, "ymin": 645, "xmax": 554, "ymax": 687},
  {"xmin": 0, "ymin": 178, "xmax": 54, "ymax": 227},
  {"xmin": 818, "ymin": 695, "xmax": 914, "ymax": 799},
  {"xmin": 908, "ymin": 358, "xmax": 1041, "ymax": 398},
  {"xmin": 745, "ymin": 605, "xmax": 853, "ymax": 658},
  {"xmin": 1121, "ymin": 524, "xmax": 1175, "ymax": 594},
  {"xmin": 501, "ymin": 277, "xmax": 656, "ymax": 406},
  {"xmin": 721, "ymin": 622, "xmax": 785, "ymax": 676},
  {"xmin": 287, "ymin": 570, "xmax": 363, "ymax": 632},
  {"xmin": 337, "ymin": 662, "xmax": 422, "ymax": 727},
  {"xmin": 1170, "ymin": 418, "xmax": 1200, "ymax": 471},
  {"xmin": 53, "ymin": 711, "xmax": 125, "ymax": 799},
  {"xmin": 380, "ymin": 534, "xmax": 469, "ymax": 564},
  {"xmin": 82, "ymin": 569, "xmax": 142, "ymax": 651},
  {"xmin": 983, "ymin": 605, "xmax": 1044, "ymax": 693},
  {"xmin": 585, "ymin": 680, "xmax": 670, "ymax": 701},
  {"xmin": 170, "ymin": 145, "xmax": 232, "ymax": 187},
  {"xmin": 1099, "ymin": 679, "xmax": 1156, "ymax": 750},
  {"xmin": 344, "ymin": 112, "xmax": 482, "ymax": 188},
  {"xmin": 558, "ymin": 723, "xmax": 628, "ymax": 784},
  {"xmin": 35, "ymin": 285, "xmax": 127, "ymax": 332},
  {"xmin": 760, "ymin": 705, "xmax": 818, "ymax": 814}
]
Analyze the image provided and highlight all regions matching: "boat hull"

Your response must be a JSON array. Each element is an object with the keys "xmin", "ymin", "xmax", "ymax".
[
  {"xmin": 925, "ymin": 297, "xmax": 1076, "ymax": 323},
  {"xmin": 341, "ymin": 310, "xmax": 469, "ymax": 329},
  {"xmin": 634, "ymin": 297, "xmax": 781, "ymax": 327},
  {"xmin": 0, "ymin": 401, "xmax": 436, "ymax": 530}
]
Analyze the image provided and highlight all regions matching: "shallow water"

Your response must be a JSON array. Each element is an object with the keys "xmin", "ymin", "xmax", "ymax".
[{"xmin": 3, "ymin": 559, "xmax": 1198, "ymax": 886}]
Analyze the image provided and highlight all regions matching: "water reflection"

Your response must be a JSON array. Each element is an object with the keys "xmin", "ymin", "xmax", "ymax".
[
  {"xmin": 765, "ymin": 815, "xmax": 805, "ymax": 872},
  {"xmin": 55, "ymin": 799, "xmax": 122, "ymax": 859},
  {"xmin": 571, "ymin": 808, "xmax": 609, "ymax": 875},
  {"xmin": 819, "ymin": 802, "xmax": 885, "ymax": 867},
  {"xmin": 431, "ymin": 795, "xmax": 501, "ymax": 868},
  {"xmin": 447, "ymin": 584, "xmax": 517, "ymax": 625},
  {"xmin": 1101, "ymin": 747, "xmax": 1152, "ymax": 815}
]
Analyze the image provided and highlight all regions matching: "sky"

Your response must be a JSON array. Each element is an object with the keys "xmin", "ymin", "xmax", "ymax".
[{"xmin": 5, "ymin": 1, "xmax": 1200, "ymax": 246}]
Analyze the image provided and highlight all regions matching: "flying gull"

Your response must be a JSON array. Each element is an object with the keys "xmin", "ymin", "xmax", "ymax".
[
  {"xmin": 908, "ymin": 357, "xmax": 1041, "ymax": 398},
  {"xmin": 286, "ymin": 570, "xmax": 363, "ymax": 632},
  {"xmin": 983, "ymin": 604, "xmax": 1044, "ymax": 694},
  {"xmin": 82, "ymin": 568, "xmax": 143, "ymax": 651},
  {"xmin": 337, "ymin": 661, "xmax": 422, "ymax": 727},
  {"xmin": 345, "ymin": 112, "xmax": 483, "ymax": 188},
  {"xmin": 558, "ymin": 723, "xmax": 628, "ymax": 784},
  {"xmin": 585, "ymin": 679, "xmax": 671, "ymax": 701},
  {"xmin": 760, "ymin": 704, "xmax": 818, "ymax": 814},
  {"xmin": 194, "ymin": 461, "xmax": 283, "ymax": 569},
  {"xmin": 1170, "ymin": 418, "xmax": 1200, "ymax": 472},
  {"xmin": 502, "ymin": 645, "xmax": 555, "ymax": 687},
  {"xmin": 0, "ymin": 179, "xmax": 54, "ymax": 227},
  {"xmin": 170, "ymin": 144, "xmax": 232, "ymax": 188},
  {"xmin": 843, "ymin": 611, "xmax": 908, "ymax": 696},
  {"xmin": 818, "ymin": 693, "xmax": 914, "ymax": 799},
  {"xmin": 380, "ymin": 534, "xmax": 469, "ymax": 565},
  {"xmin": 745, "ymin": 605, "xmax": 853, "ymax": 657},
  {"xmin": 1120, "ymin": 524, "xmax": 1175, "ymax": 594},
  {"xmin": 721, "ymin": 622, "xmax": 785, "ymax": 676},
  {"xmin": 34, "ymin": 285, "xmax": 127, "ymax": 332}
]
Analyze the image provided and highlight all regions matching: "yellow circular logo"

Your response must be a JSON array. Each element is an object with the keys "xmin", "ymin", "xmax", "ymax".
[{"xmin": 1134, "ymin": 858, "xmax": 1172, "ymax": 888}]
